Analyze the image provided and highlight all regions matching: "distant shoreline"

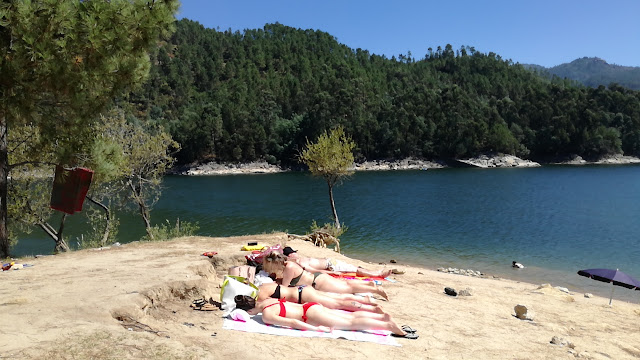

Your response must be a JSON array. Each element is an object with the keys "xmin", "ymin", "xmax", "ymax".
[{"xmin": 170, "ymin": 154, "xmax": 640, "ymax": 176}]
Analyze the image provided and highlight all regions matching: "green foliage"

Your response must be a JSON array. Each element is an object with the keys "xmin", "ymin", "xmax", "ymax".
[
  {"xmin": 128, "ymin": 20, "xmax": 640, "ymax": 165},
  {"xmin": 299, "ymin": 126, "xmax": 355, "ymax": 185},
  {"xmin": 309, "ymin": 220, "xmax": 346, "ymax": 238},
  {"xmin": 0, "ymin": 0, "xmax": 179, "ymax": 257},
  {"xmin": 76, "ymin": 205, "xmax": 120, "ymax": 250},
  {"xmin": 140, "ymin": 219, "xmax": 200, "ymax": 242},
  {"xmin": 90, "ymin": 109, "xmax": 179, "ymax": 239},
  {"xmin": 300, "ymin": 126, "xmax": 355, "ymax": 230},
  {"xmin": 1, "ymin": 0, "xmax": 179, "ymax": 155}
]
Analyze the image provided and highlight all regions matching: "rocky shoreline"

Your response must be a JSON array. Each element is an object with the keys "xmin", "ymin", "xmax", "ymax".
[{"xmin": 171, "ymin": 154, "xmax": 640, "ymax": 176}]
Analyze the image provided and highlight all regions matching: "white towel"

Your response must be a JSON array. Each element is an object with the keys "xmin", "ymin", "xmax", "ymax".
[{"xmin": 223, "ymin": 315, "xmax": 400, "ymax": 346}]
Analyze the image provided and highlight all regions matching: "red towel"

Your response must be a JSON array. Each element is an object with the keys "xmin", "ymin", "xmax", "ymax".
[{"xmin": 50, "ymin": 166, "xmax": 94, "ymax": 214}]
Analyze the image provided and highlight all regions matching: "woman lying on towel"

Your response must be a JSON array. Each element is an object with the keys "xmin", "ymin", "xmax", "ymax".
[
  {"xmin": 263, "ymin": 253, "xmax": 389, "ymax": 300},
  {"xmin": 234, "ymin": 295, "xmax": 417, "ymax": 339},
  {"xmin": 257, "ymin": 282, "xmax": 383, "ymax": 313},
  {"xmin": 283, "ymin": 246, "xmax": 394, "ymax": 278}
]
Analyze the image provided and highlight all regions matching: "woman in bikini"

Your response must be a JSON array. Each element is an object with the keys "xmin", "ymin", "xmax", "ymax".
[
  {"xmin": 234, "ymin": 295, "xmax": 414, "ymax": 338},
  {"xmin": 256, "ymin": 282, "xmax": 383, "ymax": 313},
  {"xmin": 283, "ymin": 246, "xmax": 394, "ymax": 278},
  {"xmin": 262, "ymin": 253, "xmax": 389, "ymax": 300}
]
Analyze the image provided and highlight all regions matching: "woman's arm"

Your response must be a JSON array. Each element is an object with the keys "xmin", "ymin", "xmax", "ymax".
[{"xmin": 300, "ymin": 264, "xmax": 332, "ymax": 274}]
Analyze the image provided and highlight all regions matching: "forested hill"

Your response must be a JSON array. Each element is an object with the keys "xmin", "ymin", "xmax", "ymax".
[
  {"xmin": 127, "ymin": 19, "xmax": 640, "ymax": 165},
  {"xmin": 526, "ymin": 57, "xmax": 640, "ymax": 90}
]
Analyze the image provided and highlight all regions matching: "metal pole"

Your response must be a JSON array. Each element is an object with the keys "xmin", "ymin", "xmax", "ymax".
[{"xmin": 609, "ymin": 283, "xmax": 614, "ymax": 306}]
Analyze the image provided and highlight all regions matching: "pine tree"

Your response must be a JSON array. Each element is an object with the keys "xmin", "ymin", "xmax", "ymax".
[{"xmin": 0, "ymin": 0, "xmax": 179, "ymax": 258}]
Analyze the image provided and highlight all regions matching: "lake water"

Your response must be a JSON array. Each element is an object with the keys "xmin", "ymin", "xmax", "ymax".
[{"xmin": 13, "ymin": 166, "xmax": 640, "ymax": 303}]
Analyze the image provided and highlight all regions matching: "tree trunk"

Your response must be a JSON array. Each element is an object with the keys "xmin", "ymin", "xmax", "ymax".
[
  {"xmin": 86, "ymin": 196, "xmax": 111, "ymax": 246},
  {"xmin": 54, "ymin": 213, "xmax": 69, "ymax": 253},
  {"xmin": 0, "ymin": 113, "xmax": 9, "ymax": 258},
  {"xmin": 327, "ymin": 183, "xmax": 340, "ymax": 230},
  {"xmin": 36, "ymin": 214, "xmax": 69, "ymax": 254},
  {"xmin": 129, "ymin": 180, "xmax": 153, "ymax": 240},
  {"xmin": 140, "ymin": 203, "xmax": 153, "ymax": 240}
]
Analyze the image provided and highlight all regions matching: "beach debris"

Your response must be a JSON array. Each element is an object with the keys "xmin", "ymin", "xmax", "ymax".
[
  {"xmin": 584, "ymin": 293, "xmax": 593, "ymax": 298},
  {"xmin": 116, "ymin": 315, "xmax": 164, "ymax": 336},
  {"xmin": 514, "ymin": 304, "xmax": 534, "ymax": 320},
  {"xmin": 550, "ymin": 336, "xmax": 574, "ymax": 348},
  {"xmin": 390, "ymin": 259, "xmax": 397, "ymax": 263},
  {"xmin": 458, "ymin": 287, "xmax": 473, "ymax": 296},
  {"xmin": 533, "ymin": 284, "xmax": 576, "ymax": 302},
  {"xmin": 287, "ymin": 231, "xmax": 341, "ymax": 253},
  {"xmin": 444, "ymin": 287, "xmax": 457, "ymax": 296},
  {"xmin": 437, "ymin": 267, "xmax": 484, "ymax": 277}
]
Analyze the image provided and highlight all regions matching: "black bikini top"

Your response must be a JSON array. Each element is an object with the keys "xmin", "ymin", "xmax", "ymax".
[
  {"xmin": 289, "ymin": 270, "xmax": 304, "ymax": 287},
  {"xmin": 270, "ymin": 284, "xmax": 281, "ymax": 299}
]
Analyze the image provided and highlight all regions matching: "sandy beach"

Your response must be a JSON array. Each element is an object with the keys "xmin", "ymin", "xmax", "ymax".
[{"xmin": 1, "ymin": 233, "xmax": 639, "ymax": 359}]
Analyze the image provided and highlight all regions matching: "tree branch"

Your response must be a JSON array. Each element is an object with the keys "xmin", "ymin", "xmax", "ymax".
[{"xmin": 9, "ymin": 161, "xmax": 57, "ymax": 170}]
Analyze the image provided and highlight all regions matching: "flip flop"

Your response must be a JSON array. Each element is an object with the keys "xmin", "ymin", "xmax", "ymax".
[
  {"xmin": 402, "ymin": 325, "xmax": 417, "ymax": 333},
  {"xmin": 202, "ymin": 252, "xmax": 218, "ymax": 258},
  {"xmin": 199, "ymin": 303, "xmax": 216, "ymax": 311},
  {"xmin": 392, "ymin": 332, "xmax": 419, "ymax": 339}
]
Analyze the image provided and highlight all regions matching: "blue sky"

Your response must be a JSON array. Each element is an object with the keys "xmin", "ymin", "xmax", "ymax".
[{"xmin": 177, "ymin": 0, "xmax": 640, "ymax": 68}]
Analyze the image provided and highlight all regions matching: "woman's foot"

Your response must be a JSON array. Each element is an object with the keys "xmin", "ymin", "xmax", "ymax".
[{"xmin": 375, "ymin": 284, "xmax": 389, "ymax": 301}]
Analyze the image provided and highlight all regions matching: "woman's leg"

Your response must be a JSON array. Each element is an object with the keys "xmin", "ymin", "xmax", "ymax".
[
  {"xmin": 322, "ymin": 292, "xmax": 377, "ymax": 305},
  {"xmin": 302, "ymin": 288, "xmax": 382, "ymax": 313},
  {"xmin": 355, "ymin": 267, "xmax": 393, "ymax": 278},
  {"xmin": 316, "ymin": 274, "xmax": 388, "ymax": 299},
  {"xmin": 306, "ymin": 306, "xmax": 405, "ymax": 335}
]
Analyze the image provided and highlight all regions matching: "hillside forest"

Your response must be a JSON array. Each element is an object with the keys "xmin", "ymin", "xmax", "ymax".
[{"xmin": 127, "ymin": 20, "xmax": 640, "ymax": 166}]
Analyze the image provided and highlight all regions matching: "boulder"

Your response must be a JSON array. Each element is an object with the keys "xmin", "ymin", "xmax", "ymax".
[
  {"xmin": 550, "ymin": 336, "xmax": 574, "ymax": 348},
  {"xmin": 514, "ymin": 304, "xmax": 533, "ymax": 320},
  {"xmin": 458, "ymin": 288, "xmax": 473, "ymax": 296},
  {"xmin": 444, "ymin": 287, "xmax": 457, "ymax": 296}
]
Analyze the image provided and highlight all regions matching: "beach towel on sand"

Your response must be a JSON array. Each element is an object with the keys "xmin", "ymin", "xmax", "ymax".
[
  {"xmin": 328, "ymin": 272, "xmax": 387, "ymax": 283},
  {"xmin": 223, "ymin": 315, "xmax": 400, "ymax": 347}
]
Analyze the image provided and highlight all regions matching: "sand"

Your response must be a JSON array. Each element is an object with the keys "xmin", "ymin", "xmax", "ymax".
[{"xmin": 1, "ymin": 233, "xmax": 639, "ymax": 359}]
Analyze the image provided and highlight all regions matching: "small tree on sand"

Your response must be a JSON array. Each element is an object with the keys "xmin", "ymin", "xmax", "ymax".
[{"xmin": 299, "ymin": 126, "xmax": 355, "ymax": 230}]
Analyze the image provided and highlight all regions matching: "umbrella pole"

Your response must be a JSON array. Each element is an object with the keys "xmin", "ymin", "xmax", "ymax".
[{"xmin": 609, "ymin": 284, "xmax": 615, "ymax": 306}]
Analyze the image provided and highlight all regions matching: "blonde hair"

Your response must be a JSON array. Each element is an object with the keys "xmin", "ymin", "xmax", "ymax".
[{"xmin": 263, "ymin": 252, "xmax": 287, "ymax": 276}]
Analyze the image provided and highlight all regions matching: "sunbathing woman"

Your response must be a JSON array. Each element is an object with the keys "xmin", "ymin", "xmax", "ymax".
[
  {"xmin": 257, "ymin": 282, "xmax": 383, "ymax": 313},
  {"xmin": 234, "ymin": 295, "xmax": 417, "ymax": 338},
  {"xmin": 263, "ymin": 253, "xmax": 389, "ymax": 300},
  {"xmin": 283, "ymin": 246, "xmax": 394, "ymax": 278}
]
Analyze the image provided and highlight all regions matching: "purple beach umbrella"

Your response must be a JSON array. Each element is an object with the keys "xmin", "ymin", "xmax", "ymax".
[{"xmin": 577, "ymin": 268, "xmax": 640, "ymax": 305}]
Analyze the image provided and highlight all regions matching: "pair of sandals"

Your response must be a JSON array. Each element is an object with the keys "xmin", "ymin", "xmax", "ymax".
[
  {"xmin": 392, "ymin": 325, "xmax": 419, "ymax": 339},
  {"xmin": 190, "ymin": 298, "xmax": 216, "ymax": 311}
]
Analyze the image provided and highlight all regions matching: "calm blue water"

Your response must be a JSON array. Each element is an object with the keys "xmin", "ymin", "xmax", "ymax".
[{"xmin": 13, "ymin": 166, "xmax": 640, "ymax": 302}]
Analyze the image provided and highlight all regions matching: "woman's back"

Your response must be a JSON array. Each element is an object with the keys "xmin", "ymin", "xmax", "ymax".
[
  {"xmin": 261, "ymin": 298, "xmax": 305, "ymax": 322},
  {"xmin": 258, "ymin": 283, "xmax": 303, "ymax": 303}
]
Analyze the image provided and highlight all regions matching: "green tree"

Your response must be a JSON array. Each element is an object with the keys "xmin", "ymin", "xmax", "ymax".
[
  {"xmin": 0, "ymin": 0, "xmax": 178, "ymax": 258},
  {"xmin": 96, "ymin": 110, "xmax": 178, "ymax": 240},
  {"xmin": 299, "ymin": 126, "xmax": 355, "ymax": 230}
]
